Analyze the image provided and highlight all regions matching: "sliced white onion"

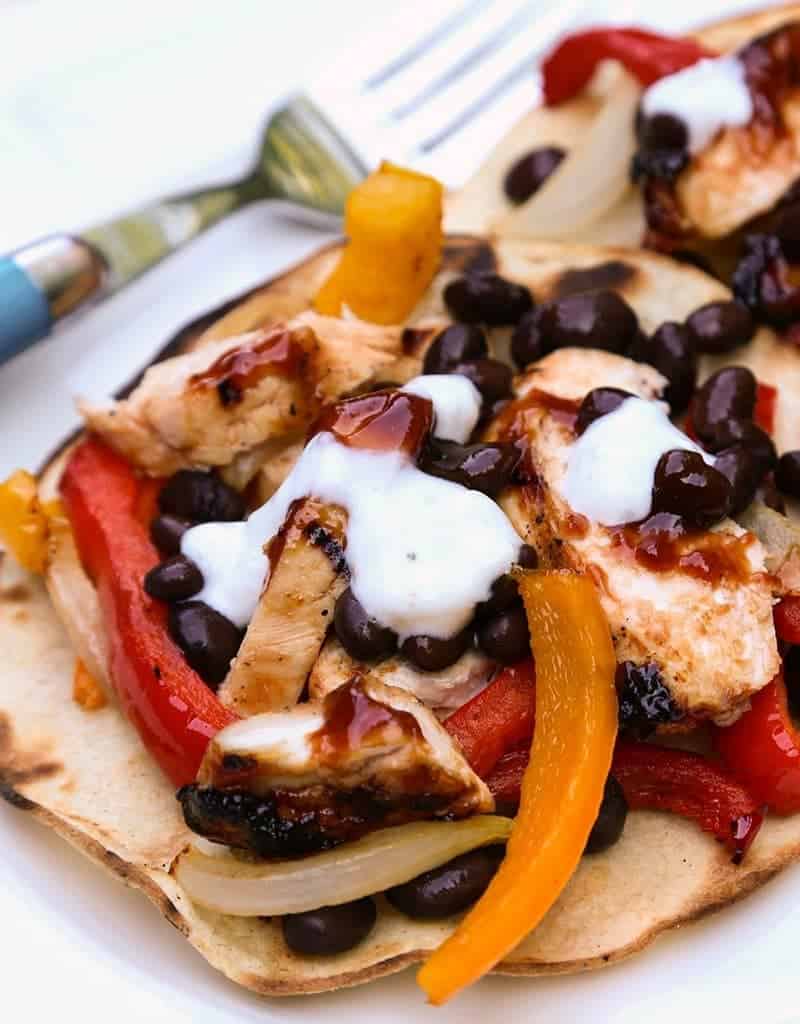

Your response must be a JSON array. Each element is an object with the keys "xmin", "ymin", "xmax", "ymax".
[
  {"xmin": 174, "ymin": 816, "xmax": 512, "ymax": 916},
  {"xmin": 495, "ymin": 69, "xmax": 641, "ymax": 240},
  {"xmin": 738, "ymin": 501, "xmax": 800, "ymax": 592},
  {"xmin": 45, "ymin": 526, "xmax": 112, "ymax": 699}
]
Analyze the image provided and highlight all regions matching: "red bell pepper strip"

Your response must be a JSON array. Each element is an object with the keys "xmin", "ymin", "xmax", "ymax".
[
  {"xmin": 483, "ymin": 741, "xmax": 529, "ymax": 804},
  {"xmin": 443, "ymin": 660, "xmax": 535, "ymax": 778},
  {"xmin": 477, "ymin": 736, "xmax": 764, "ymax": 862},
  {"xmin": 542, "ymin": 28, "xmax": 712, "ymax": 107},
  {"xmin": 61, "ymin": 437, "xmax": 236, "ymax": 786},
  {"xmin": 774, "ymin": 596, "xmax": 800, "ymax": 644},
  {"xmin": 754, "ymin": 381, "xmax": 778, "ymax": 436},
  {"xmin": 715, "ymin": 672, "xmax": 800, "ymax": 815},
  {"xmin": 612, "ymin": 741, "xmax": 764, "ymax": 863}
]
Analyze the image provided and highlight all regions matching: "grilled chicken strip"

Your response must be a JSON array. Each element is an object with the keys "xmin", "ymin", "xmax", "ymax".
[
  {"xmin": 219, "ymin": 500, "xmax": 347, "ymax": 715},
  {"xmin": 179, "ymin": 676, "xmax": 493, "ymax": 857},
  {"xmin": 488, "ymin": 348, "xmax": 780, "ymax": 721},
  {"xmin": 80, "ymin": 314, "xmax": 405, "ymax": 476},
  {"xmin": 309, "ymin": 635, "xmax": 494, "ymax": 714}
]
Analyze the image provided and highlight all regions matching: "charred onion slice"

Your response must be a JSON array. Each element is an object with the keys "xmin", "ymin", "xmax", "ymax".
[{"xmin": 173, "ymin": 817, "xmax": 512, "ymax": 916}]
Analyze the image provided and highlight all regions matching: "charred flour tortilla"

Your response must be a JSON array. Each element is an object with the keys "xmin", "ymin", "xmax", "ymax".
[
  {"xmin": 0, "ymin": 232, "xmax": 799, "ymax": 995},
  {"xmin": 446, "ymin": 3, "xmax": 800, "ymax": 244}
]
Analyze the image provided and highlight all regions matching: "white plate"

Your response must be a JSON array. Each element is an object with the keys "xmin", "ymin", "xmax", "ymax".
[{"xmin": 1, "ymin": 2, "xmax": 798, "ymax": 1022}]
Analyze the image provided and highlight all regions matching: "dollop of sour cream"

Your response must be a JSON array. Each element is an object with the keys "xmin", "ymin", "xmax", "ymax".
[
  {"xmin": 402, "ymin": 374, "xmax": 482, "ymax": 443},
  {"xmin": 182, "ymin": 377, "xmax": 521, "ymax": 637},
  {"xmin": 641, "ymin": 56, "xmax": 753, "ymax": 154},
  {"xmin": 562, "ymin": 397, "xmax": 714, "ymax": 526}
]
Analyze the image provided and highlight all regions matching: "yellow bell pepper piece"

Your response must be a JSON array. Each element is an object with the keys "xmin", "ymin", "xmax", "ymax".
[
  {"xmin": 0, "ymin": 469, "xmax": 55, "ymax": 574},
  {"xmin": 417, "ymin": 570, "xmax": 617, "ymax": 1004},
  {"xmin": 315, "ymin": 161, "xmax": 443, "ymax": 324}
]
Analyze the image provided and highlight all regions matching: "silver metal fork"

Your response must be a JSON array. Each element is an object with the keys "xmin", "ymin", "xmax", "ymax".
[{"xmin": 0, "ymin": 0, "xmax": 585, "ymax": 364}]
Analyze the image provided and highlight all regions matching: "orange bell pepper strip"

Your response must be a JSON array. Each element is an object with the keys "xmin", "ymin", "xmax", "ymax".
[
  {"xmin": 72, "ymin": 659, "xmax": 108, "ymax": 712},
  {"xmin": 417, "ymin": 570, "xmax": 618, "ymax": 1004}
]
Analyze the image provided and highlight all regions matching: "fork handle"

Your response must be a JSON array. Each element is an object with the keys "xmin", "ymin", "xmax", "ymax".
[
  {"xmin": 0, "ymin": 181, "xmax": 258, "ymax": 365},
  {"xmin": 0, "ymin": 236, "xmax": 106, "ymax": 363}
]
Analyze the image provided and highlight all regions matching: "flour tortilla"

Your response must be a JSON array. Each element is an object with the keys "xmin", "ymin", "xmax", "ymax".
[
  {"xmin": 445, "ymin": 2, "xmax": 800, "ymax": 242},
  {"xmin": 2, "ymin": 230, "xmax": 800, "ymax": 995}
]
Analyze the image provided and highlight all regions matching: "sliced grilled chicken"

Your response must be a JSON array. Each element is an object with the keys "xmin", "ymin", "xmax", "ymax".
[
  {"xmin": 179, "ymin": 675, "xmax": 493, "ymax": 856},
  {"xmin": 309, "ymin": 635, "xmax": 494, "ymax": 714},
  {"xmin": 489, "ymin": 348, "xmax": 779, "ymax": 721},
  {"xmin": 80, "ymin": 315, "xmax": 404, "ymax": 476},
  {"xmin": 219, "ymin": 500, "xmax": 347, "ymax": 715}
]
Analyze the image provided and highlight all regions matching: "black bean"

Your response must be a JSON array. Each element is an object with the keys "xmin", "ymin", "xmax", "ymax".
[
  {"xmin": 510, "ymin": 309, "xmax": 547, "ymax": 368},
  {"xmin": 475, "ymin": 575, "xmax": 519, "ymax": 620},
  {"xmin": 773, "ymin": 201, "xmax": 800, "ymax": 259},
  {"xmin": 334, "ymin": 588, "xmax": 397, "ymax": 662},
  {"xmin": 443, "ymin": 273, "xmax": 533, "ymax": 326},
  {"xmin": 651, "ymin": 449, "xmax": 732, "ymax": 529},
  {"xmin": 476, "ymin": 603, "xmax": 531, "ymax": 664},
  {"xmin": 386, "ymin": 845, "xmax": 505, "ymax": 919},
  {"xmin": 706, "ymin": 420, "xmax": 776, "ymax": 472},
  {"xmin": 714, "ymin": 446, "xmax": 764, "ymax": 517},
  {"xmin": 168, "ymin": 601, "xmax": 243, "ymax": 688},
  {"xmin": 732, "ymin": 233, "xmax": 800, "ymax": 326},
  {"xmin": 150, "ymin": 514, "xmax": 192, "ymax": 556},
  {"xmin": 616, "ymin": 661, "xmax": 682, "ymax": 739},
  {"xmin": 282, "ymin": 897, "xmax": 377, "ymax": 956},
  {"xmin": 755, "ymin": 472, "xmax": 787, "ymax": 514},
  {"xmin": 632, "ymin": 112, "xmax": 689, "ymax": 181},
  {"xmin": 575, "ymin": 387, "xmax": 634, "ymax": 435},
  {"xmin": 503, "ymin": 146, "xmax": 565, "ymax": 204},
  {"xmin": 692, "ymin": 366, "xmax": 757, "ymax": 447},
  {"xmin": 686, "ymin": 301, "xmax": 754, "ymax": 355},
  {"xmin": 454, "ymin": 359, "xmax": 513, "ymax": 404},
  {"xmin": 516, "ymin": 543, "xmax": 538, "ymax": 569},
  {"xmin": 538, "ymin": 291, "xmax": 638, "ymax": 354},
  {"xmin": 776, "ymin": 451, "xmax": 800, "ymax": 497},
  {"xmin": 418, "ymin": 439, "xmax": 521, "ymax": 498},
  {"xmin": 144, "ymin": 555, "xmax": 204, "ymax": 602},
  {"xmin": 159, "ymin": 470, "xmax": 245, "ymax": 523},
  {"xmin": 401, "ymin": 630, "xmax": 471, "ymax": 672},
  {"xmin": 423, "ymin": 324, "xmax": 488, "ymax": 374},
  {"xmin": 627, "ymin": 322, "xmax": 696, "ymax": 414},
  {"xmin": 638, "ymin": 111, "xmax": 688, "ymax": 151},
  {"xmin": 476, "ymin": 545, "xmax": 537, "ymax": 618},
  {"xmin": 584, "ymin": 776, "xmax": 628, "ymax": 854}
]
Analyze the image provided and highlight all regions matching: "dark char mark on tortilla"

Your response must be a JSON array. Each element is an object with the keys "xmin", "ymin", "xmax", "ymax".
[{"xmin": 552, "ymin": 261, "xmax": 636, "ymax": 299}]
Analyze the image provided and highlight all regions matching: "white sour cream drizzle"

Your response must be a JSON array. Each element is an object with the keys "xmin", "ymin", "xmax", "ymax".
[
  {"xmin": 402, "ymin": 374, "xmax": 481, "ymax": 443},
  {"xmin": 563, "ymin": 397, "xmax": 714, "ymax": 526},
  {"xmin": 641, "ymin": 56, "xmax": 753, "ymax": 154},
  {"xmin": 182, "ymin": 378, "xmax": 521, "ymax": 637}
]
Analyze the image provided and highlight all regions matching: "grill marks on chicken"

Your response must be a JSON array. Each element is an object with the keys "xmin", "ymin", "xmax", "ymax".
[
  {"xmin": 180, "ymin": 676, "xmax": 492, "ymax": 855},
  {"xmin": 219, "ymin": 500, "xmax": 348, "ymax": 715}
]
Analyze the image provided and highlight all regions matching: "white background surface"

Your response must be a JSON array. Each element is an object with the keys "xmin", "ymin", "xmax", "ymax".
[{"xmin": 3, "ymin": 1, "xmax": 800, "ymax": 1022}]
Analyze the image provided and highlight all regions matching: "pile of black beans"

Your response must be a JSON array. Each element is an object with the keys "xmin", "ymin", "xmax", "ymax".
[
  {"xmin": 146, "ymin": 470, "xmax": 245, "ymax": 688},
  {"xmin": 511, "ymin": 287, "xmax": 756, "ymax": 417},
  {"xmin": 333, "ymin": 544, "xmax": 539, "ymax": 672}
]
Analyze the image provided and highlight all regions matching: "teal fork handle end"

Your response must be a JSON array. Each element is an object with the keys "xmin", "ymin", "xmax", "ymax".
[{"xmin": 0, "ymin": 257, "xmax": 52, "ymax": 364}]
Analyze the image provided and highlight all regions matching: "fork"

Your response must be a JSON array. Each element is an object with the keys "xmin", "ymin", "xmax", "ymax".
[{"xmin": 0, "ymin": 0, "xmax": 584, "ymax": 365}]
